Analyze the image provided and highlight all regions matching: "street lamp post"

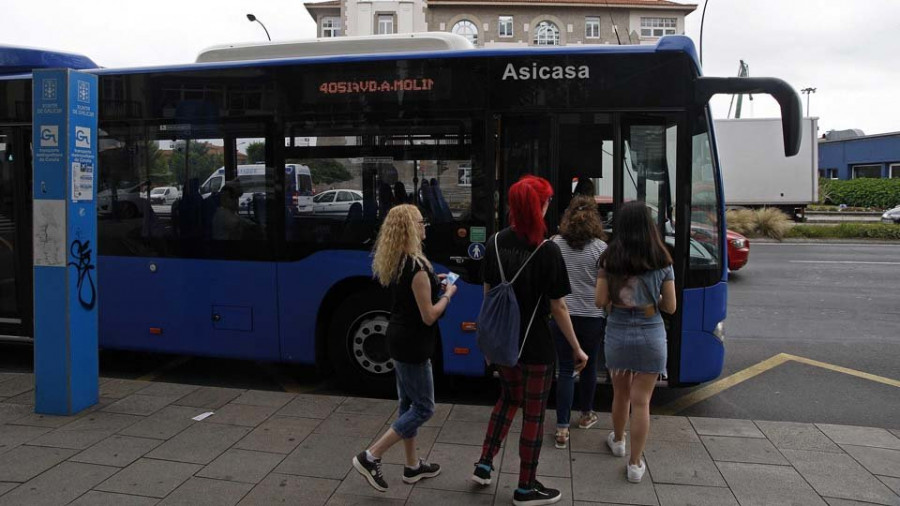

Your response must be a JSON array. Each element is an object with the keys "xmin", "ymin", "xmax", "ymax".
[
  {"xmin": 801, "ymin": 87, "xmax": 817, "ymax": 117},
  {"xmin": 246, "ymin": 14, "xmax": 271, "ymax": 42},
  {"xmin": 699, "ymin": 0, "xmax": 710, "ymax": 65}
]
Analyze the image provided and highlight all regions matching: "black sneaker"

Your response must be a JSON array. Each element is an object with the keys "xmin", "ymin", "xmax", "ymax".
[
  {"xmin": 471, "ymin": 460, "xmax": 494, "ymax": 485},
  {"xmin": 402, "ymin": 458, "xmax": 441, "ymax": 483},
  {"xmin": 352, "ymin": 451, "xmax": 388, "ymax": 492},
  {"xmin": 513, "ymin": 481, "xmax": 562, "ymax": 505}
]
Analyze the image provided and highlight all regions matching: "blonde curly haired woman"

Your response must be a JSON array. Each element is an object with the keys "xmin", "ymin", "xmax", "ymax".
[{"xmin": 352, "ymin": 204, "xmax": 457, "ymax": 492}]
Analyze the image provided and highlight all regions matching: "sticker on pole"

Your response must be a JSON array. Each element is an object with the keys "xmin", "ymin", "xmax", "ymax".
[
  {"xmin": 71, "ymin": 161, "xmax": 94, "ymax": 202},
  {"xmin": 467, "ymin": 242, "xmax": 485, "ymax": 260}
]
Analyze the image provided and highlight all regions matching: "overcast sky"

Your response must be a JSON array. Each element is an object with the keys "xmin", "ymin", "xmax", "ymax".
[{"xmin": 3, "ymin": 0, "xmax": 897, "ymax": 135}]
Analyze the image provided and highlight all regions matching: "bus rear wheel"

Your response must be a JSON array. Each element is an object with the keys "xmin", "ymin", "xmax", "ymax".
[{"xmin": 327, "ymin": 290, "xmax": 395, "ymax": 394}]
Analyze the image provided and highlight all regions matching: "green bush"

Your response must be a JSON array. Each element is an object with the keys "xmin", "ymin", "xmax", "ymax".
[
  {"xmin": 787, "ymin": 223, "xmax": 900, "ymax": 240},
  {"xmin": 819, "ymin": 178, "xmax": 900, "ymax": 209}
]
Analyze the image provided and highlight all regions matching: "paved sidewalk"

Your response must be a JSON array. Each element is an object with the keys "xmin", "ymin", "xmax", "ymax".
[{"xmin": 0, "ymin": 372, "xmax": 898, "ymax": 505}]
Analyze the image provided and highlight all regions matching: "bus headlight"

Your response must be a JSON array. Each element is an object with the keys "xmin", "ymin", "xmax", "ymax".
[{"xmin": 713, "ymin": 320, "xmax": 725, "ymax": 342}]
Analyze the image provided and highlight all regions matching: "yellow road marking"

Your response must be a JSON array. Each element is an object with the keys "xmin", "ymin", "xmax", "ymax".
[
  {"xmin": 656, "ymin": 353, "xmax": 792, "ymax": 416},
  {"xmin": 136, "ymin": 356, "xmax": 192, "ymax": 382},
  {"xmin": 656, "ymin": 352, "xmax": 899, "ymax": 416},
  {"xmin": 783, "ymin": 353, "xmax": 900, "ymax": 389}
]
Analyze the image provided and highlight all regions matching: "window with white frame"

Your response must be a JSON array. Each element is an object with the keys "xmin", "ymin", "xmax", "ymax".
[
  {"xmin": 640, "ymin": 17, "xmax": 677, "ymax": 38},
  {"xmin": 499, "ymin": 15, "xmax": 513, "ymax": 37},
  {"xmin": 852, "ymin": 164, "xmax": 881, "ymax": 179},
  {"xmin": 533, "ymin": 21, "xmax": 560, "ymax": 45},
  {"xmin": 377, "ymin": 14, "xmax": 394, "ymax": 35},
  {"xmin": 321, "ymin": 16, "xmax": 341, "ymax": 37},
  {"xmin": 585, "ymin": 16, "xmax": 600, "ymax": 38},
  {"xmin": 890, "ymin": 163, "xmax": 900, "ymax": 178},
  {"xmin": 452, "ymin": 20, "xmax": 479, "ymax": 45},
  {"xmin": 457, "ymin": 162, "xmax": 472, "ymax": 187},
  {"xmin": 819, "ymin": 168, "xmax": 838, "ymax": 179}
]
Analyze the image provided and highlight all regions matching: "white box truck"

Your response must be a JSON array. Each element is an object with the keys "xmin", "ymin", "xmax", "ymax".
[{"xmin": 714, "ymin": 117, "xmax": 818, "ymax": 221}]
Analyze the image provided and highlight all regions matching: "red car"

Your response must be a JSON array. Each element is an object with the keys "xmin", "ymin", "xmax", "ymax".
[
  {"xmin": 727, "ymin": 230, "xmax": 749, "ymax": 271},
  {"xmin": 688, "ymin": 225, "xmax": 750, "ymax": 272}
]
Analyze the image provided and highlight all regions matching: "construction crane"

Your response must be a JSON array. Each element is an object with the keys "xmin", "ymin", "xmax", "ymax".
[{"xmin": 727, "ymin": 60, "xmax": 752, "ymax": 118}]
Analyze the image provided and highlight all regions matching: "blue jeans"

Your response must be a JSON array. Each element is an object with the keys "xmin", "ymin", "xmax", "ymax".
[
  {"xmin": 391, "ymin": 359, "xmax": 435, "ymax": 439},
  {"xmin": 551, "ymin": 316, "xmax": 606, "ymax": 428}
]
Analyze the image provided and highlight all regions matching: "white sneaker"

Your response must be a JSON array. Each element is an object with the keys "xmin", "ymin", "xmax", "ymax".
[
  {"xmin": 627, "ymin": 460, "xmax": 646, "ymax": 483},
  {"xmin": 606, "ymin": 432, "xmax": 626, "ymax": 457}
]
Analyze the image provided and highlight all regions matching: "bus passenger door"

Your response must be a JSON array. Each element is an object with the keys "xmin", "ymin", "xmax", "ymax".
[
  {"xmin": 496, "ymin": 115, "xmax": 552, "ymax": 230},
  {"xmin": 0, "ymin": 127, "xmax": 33, "ymax": 340},
  {"xmin": 555, "ymin": 114, "xmax": 614, "ymax": 228},
  {"xmin": 619, "ymin": 115, "xmax": 683, "ymax": 382}
]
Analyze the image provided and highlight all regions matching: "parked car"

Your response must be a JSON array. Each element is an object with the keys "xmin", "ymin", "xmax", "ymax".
[
  {"xmin": 312, "ymin": 189, "xmax": 363, "ymax": 216},
  {"xmin": 726, "ymin": 230, "xmax": 750, "ymax": 271},
  {"xmin": 149, "ymin": 186, "xmax": 180, "ymax": 206},
  {"xmin": 97, "ymin": 180, "xmax": 148, "ymax": 218},
  {"xmin": 881, "ymin": 205, "xmax": 900, "ymax": 224},
  {"xmin": 687, "ymin": 222, "xmax": 750, "ymax": 272}
]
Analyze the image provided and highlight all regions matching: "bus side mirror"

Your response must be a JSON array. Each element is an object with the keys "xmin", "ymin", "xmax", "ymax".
[{"xmin": 695, "ymin": 77, "xmax": 802, "ymax": 157}]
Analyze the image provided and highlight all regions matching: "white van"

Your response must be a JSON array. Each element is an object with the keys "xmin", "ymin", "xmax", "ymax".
[{"xmin": 199, "ymin": 164, "xmax": 313, "ymax": 214}]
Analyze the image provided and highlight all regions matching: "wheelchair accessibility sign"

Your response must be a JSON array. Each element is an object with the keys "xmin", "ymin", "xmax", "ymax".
[{"xmin": 468, "ymin": 242, "xmax": 485, "ymax": 260}]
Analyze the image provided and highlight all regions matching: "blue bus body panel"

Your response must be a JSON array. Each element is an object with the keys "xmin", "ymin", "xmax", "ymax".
[
  {"xmin": 276, "ymin": 250, "xmax": 485, "ymax": 376},
  {"xmin": 0, "ymin": 46, "xmax": 98, "ymax": 75},
  {"xmin": 679, "ymin": 283, "xmax": 727, "ymax": 383},
  {"xmin": 276, "ymin": 251, "xmax": 371, "ymax": 365},
  {"xmin": 100, "ymin": 251, "xmax": 485, "ymax": 376},
  {"xmin": 98, "ymin": 257, "xmax": 280, "ymax": 360}
]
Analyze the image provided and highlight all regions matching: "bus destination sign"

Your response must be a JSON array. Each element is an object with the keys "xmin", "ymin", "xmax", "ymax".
[{"xmin": 318, "ymin": 77, "xmax": 435, "ymax": 95}]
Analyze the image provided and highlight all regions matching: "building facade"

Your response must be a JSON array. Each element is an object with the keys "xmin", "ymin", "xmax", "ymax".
[
  {"xmin": 303, "ymin": 0, "xmax": 695, "ymax": 47},
  {"xmin": 818, "ymin": 131, "xmax": 900, "ymax": 180}
]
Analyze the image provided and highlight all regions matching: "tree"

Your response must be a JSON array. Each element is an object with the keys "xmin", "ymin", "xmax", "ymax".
[
  {"xmin": 146, "ymin": 141, "xmax": 176, "ymax": 186},
  {"xmin": 246, "ymin": 142, "xmax": 266, "ymax": 164},
  {"xmin": 168, "ymin": 140, "xmax": 224, "ymax": 186},
  {"xmin": 292, "ymin": 158, "xmax": 353, "ymax": 185}
]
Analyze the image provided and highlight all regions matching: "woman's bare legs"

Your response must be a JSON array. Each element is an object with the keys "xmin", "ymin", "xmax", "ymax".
[
  {"xmin": 403, "ymin": 437, "xmax": 419, "ymax": 467},
  {"xmin": 368, "ymin": 428, "xmax": 403, "ymax": 460},
  {"xmin": 610, "ymin": 370, "xmax": 633, "ymax": 442},
  {"xmin": 627, "ymin": 373, "xmax": 658, "ymax": 466}
]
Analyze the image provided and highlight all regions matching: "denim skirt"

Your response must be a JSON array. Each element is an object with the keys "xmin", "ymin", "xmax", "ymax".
[{"xmin": 604, "ymin": 307, "xmax": 667, "ymax": 374}]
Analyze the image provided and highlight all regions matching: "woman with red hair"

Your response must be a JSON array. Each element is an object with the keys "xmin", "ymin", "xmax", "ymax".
[{"xmin": 472, "ymin": 175, "xmax": 588, "ymax": 505}]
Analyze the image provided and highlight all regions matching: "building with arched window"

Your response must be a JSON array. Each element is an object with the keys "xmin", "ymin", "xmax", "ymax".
[
  {"xmin": 304, "ymin": 0, "xmax": 695, "ymax": 48},
  {"xmin": 451, "ymin": 19, "xmax": 479, "ymax": 44},
  {"xmin": 532, "ymin": 20, "xmax": 560, "ymax": 45}
]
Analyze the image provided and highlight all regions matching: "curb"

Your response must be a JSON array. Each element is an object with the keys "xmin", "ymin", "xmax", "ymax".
[{"xmin": 751, "ymin": 238, "xmax": 900, "ymax": 245}]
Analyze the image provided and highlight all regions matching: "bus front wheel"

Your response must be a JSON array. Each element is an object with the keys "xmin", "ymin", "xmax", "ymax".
[{"xmin": 327, "ymin": 290, "xmax": 395, "ymax": 394}]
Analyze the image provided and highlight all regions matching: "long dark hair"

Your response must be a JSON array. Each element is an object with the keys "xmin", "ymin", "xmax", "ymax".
[
  {"xmin": 559, "ymin": 195, "xmax": 607, "ymax": 250},
  {"xmin": 598, "ymin": 201, "xmax": 672, "ymax": 304},
  {"xmin": 508, "ymin": 175, "xmax": 553, "ymax": 246}
]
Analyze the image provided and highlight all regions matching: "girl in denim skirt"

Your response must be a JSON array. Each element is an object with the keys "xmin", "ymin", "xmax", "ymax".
[{"xmin": 595, "ymin": 201, "xmax": 676, "ymax": 483}]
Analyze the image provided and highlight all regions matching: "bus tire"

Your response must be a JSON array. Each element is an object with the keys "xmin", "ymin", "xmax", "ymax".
[{"xmin": 327, "ymin": 289, "xmax": 395, "ymax": 395}]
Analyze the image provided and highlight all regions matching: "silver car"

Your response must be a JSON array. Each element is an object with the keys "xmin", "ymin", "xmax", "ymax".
[
  {"xmin": 312, "ymin": 189, "xmax": 363, "ymax": 217},
  {"xmin": 881, "ymin": 205, "xmax": 900, "ymax": 224}
]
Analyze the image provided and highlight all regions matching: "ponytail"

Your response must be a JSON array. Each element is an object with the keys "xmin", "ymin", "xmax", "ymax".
[{"xmin": 508, "ymin": 175, "xmax": 553, "ymax": 246}]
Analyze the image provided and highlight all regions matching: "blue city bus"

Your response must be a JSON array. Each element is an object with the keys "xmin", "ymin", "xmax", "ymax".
[{"xmin": 0, "ymin": 35, "xmax": 800, "ymax": 391}]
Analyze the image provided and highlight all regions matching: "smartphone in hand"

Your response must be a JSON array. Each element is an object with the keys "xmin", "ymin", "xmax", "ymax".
[{"xmin": 443, "ymin": 272, "xmax": 460, "ymax": 286}]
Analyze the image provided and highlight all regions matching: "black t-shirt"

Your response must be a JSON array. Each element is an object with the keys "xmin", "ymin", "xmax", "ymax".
[
  {"xmin": 386, "ymin": 257, "xmax": 441, "ymax": 364},
  {"xmin": 481, "ymin": 228, "xmax": 571, "ymax": 365}
]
